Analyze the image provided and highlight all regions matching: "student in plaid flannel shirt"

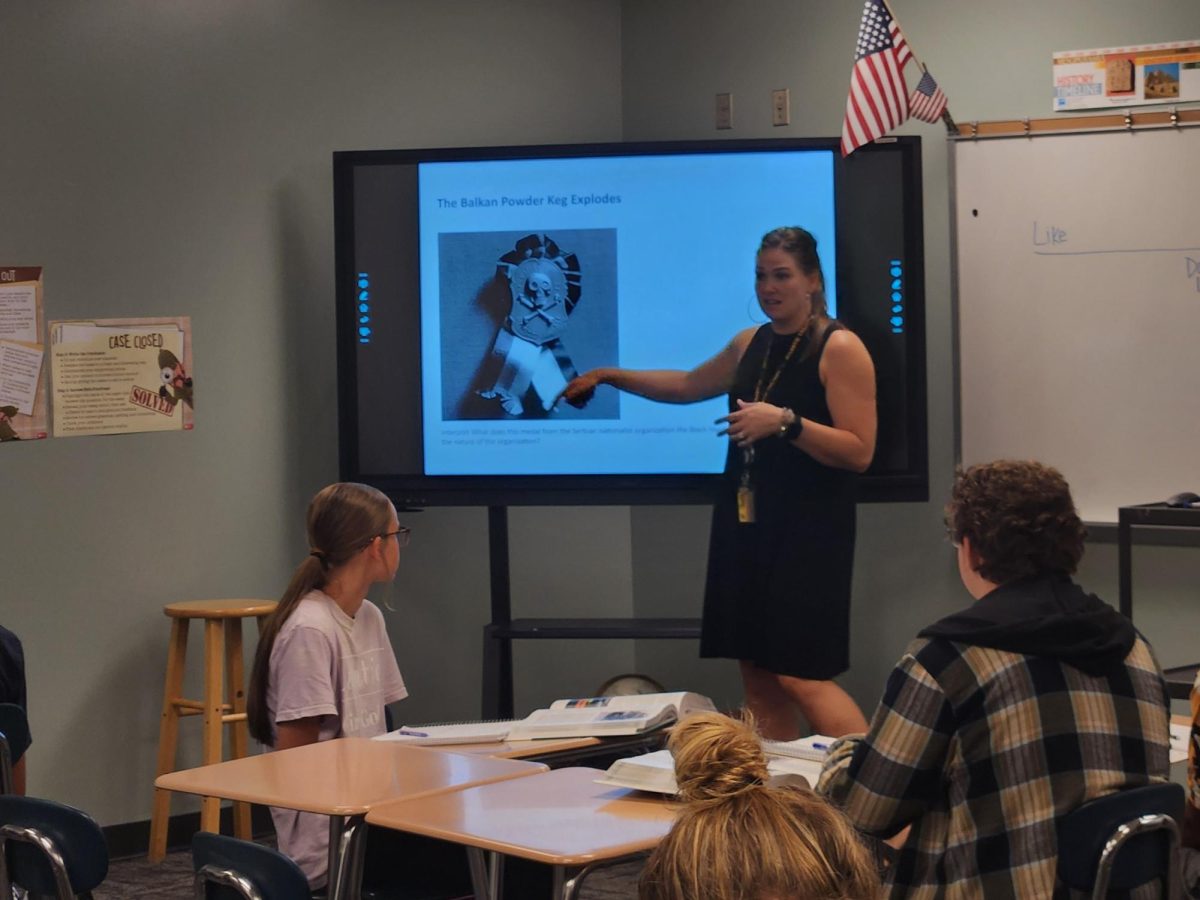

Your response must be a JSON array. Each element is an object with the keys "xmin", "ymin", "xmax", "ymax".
[
  {"xmin": 1182, "ymin": 674, "xmax": 1200, "ymax": 896},
  {"xmin": 819, "ymin": 460, "xmax": 1171, "ymax": 898}
]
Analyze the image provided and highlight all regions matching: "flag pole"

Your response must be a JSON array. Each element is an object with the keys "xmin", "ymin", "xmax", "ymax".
[
  {"xmin": 877, "ymin": 0, "xmax": 958, "ymax": 134},
  {"xmin": 927, "ymin": 63, "xmax": 959, "ymax": 135},
  {"xmin": 877, "ymin": 0, "xmax": 924, "ymax": 65}
]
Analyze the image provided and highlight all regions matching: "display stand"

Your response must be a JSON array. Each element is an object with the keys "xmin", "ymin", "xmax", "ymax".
[
  {"xmin": 1118, "ymin": 502, "xmax": 1200, "ymax": 700},
  {"xmin": 481, "ymin": 506, "xmax": 702, "ymax": 719}
]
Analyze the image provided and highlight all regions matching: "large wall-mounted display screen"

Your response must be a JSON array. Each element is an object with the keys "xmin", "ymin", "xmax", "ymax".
[{"xmin": 335, "ymin": 138, "xmax": 926, "ymax": 506}]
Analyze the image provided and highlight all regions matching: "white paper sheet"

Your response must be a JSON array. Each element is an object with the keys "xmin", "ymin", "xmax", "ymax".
[
  {"xmin": 0, "ymin": 284, "xmax": 38, "ymax": 343},
  {"xmin": 0, "ymin": 340, "xmax": 44, "ymax": 415}
]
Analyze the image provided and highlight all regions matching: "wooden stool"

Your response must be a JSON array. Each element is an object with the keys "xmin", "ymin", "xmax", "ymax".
[{"xmin": 149, "ymin": 598, "xmax": 276, "ymax": 861}]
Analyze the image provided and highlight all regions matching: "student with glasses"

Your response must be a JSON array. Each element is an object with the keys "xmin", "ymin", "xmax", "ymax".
[{"xmin": 246, "ymin": 482, "xmax": 411, "ymax": 894}]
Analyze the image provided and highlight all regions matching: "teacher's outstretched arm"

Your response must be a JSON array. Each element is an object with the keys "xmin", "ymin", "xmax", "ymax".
[{"xmin": 560, "ymin": 327, "xmax": 757, "ymax": 408}]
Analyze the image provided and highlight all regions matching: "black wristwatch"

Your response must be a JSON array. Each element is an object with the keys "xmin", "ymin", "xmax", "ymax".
[{"xmin": 780, "ymin": 408, "xmax": 804, "ymax": 440}]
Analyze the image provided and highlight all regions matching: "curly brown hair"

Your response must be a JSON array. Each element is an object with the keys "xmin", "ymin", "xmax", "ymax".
[{"xmin": 945, "ymin": 460, "xmax": 1086, "ymax": 585}]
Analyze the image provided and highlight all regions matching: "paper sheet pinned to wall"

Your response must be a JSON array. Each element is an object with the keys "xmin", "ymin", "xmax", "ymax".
[
  {"xmin": 0, "ymin": 268, "xmax": 48, "ymax": 441},
  {"xmin": 0, "ymin": 283, "xmax": 39, "ymax": 344},
  {"xmin": 49, "ymin": 316, "xmax": 194, "ymax": 437},
  {"xmin": 0, "ymin": 341, "xmax": 45, "ymax": 415}
]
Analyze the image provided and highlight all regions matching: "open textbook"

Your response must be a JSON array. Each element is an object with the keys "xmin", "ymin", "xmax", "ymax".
[
  {"xmin": 597, "ymin": 727, "xmax": 1185, "ymax": 794},
  {"xmin": 378, "ymin": 691, "xmax": 716, "ymax": 746},
  {"xmin": 507, "ymin": 691, "xmax": 716, "ymax": 739},
  {"xmin": 596, "ymin": 748, "xmax": 823, "ymax": 796}
]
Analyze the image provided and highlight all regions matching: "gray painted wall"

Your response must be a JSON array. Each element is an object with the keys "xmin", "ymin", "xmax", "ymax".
[
  {"xmin": 0, "ymin": 0, "xmax": 626, "ymax": 826},
  {"xmin": 1, "ymin": 0, "xmax": 1197, "ymax": 830},
  {"xmin": 619, "ymin": 0, "xmax": 1200, "ymax": 714}
]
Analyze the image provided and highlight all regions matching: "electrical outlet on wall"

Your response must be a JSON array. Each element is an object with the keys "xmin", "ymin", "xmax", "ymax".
[
  {"xmin": 772, "ymin": 89, "xmax": 790, "ymax": 126},
  {"xmin": 716, "ymin": 92, "xmax": 732, "ymax": 130}
]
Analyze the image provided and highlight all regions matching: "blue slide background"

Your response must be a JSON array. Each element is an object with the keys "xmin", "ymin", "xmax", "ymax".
[{"xmin": 417, "ymin": 150, "xmax": 836, "ymax": 476}]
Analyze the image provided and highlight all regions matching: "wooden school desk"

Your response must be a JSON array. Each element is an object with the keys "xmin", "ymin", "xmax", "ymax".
[
  {"xmin": 155, "ymin": 737, "xmax": 547, "ymax": 900},
  {"xmin": 366, "ymin": 766, "xmax": 679, "ymax": 900}
]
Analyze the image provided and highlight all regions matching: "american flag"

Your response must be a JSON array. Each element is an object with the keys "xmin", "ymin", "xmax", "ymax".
[
  {"xmin": 840, "ymin": 0, "xmax": 913, "ymax": 158},
  {"xmin": 909, "ymin": 69, "xmax": 947, "ymax": 123}
]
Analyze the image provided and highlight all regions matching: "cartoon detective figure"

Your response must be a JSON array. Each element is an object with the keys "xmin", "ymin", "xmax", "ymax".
[
  {"xmin": 0, "ymin": 405, "xmax": 20, "ymax": 441},
  {"xmin": 478, "ymin": 233, "xmax": 582, "ymax": 417},
  {"xmin": 158, "ymin": 349, "xmax": 194, "ymax": 409}
]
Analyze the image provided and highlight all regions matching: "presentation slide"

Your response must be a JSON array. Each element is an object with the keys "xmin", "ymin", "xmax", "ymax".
[{"xmin": 416, "ymin": 150, "xmax": 836, "ymax": 476}]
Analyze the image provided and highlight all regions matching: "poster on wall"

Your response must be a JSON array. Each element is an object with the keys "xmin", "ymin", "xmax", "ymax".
[
  {"xmin": 0, "ymin": 267, "xmax": 49, "ymax": 442},
  {"xmin": 1053, "ymin": 40, "xmax": 1200, "ymax": 111},
  {"xmin": 49, "ymin": 316, "xmax": 194, "ymax": 437}
]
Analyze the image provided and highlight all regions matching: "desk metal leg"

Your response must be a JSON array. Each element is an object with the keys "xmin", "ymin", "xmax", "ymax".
[
  {"xmin": 467, "ymin": 848, "xmax": 490, "ymax": 900},
  {"xmin": 560, "ymin": 853, "xmax": 650, "ymax": 900},
  {"xmin": 489, "ymin": 851, "xmax": 504, "ymax": 900},
  {"xmin": 326, "ymin": 814, "xmax": 368, "ymax": 900}
]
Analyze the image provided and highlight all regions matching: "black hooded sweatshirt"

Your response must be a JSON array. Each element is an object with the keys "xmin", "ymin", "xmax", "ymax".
[{"xmin": 917, "ymin": 573, "xmax": 1137, "ymax": 677}]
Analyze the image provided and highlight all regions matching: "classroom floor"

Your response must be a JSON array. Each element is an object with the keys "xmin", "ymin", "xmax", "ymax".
[{"xmin": 98, "ymin": 848, "xmax": 642, "ymax": 898}]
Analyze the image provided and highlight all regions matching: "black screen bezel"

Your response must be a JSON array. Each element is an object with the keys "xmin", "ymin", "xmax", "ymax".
[{"xmin": 334, "ymin": 137, "xmax": 927, "ymax": 507}]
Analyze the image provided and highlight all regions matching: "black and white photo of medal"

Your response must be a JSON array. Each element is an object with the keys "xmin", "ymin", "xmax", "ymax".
[{"xmin": 478, "ymin": 234, "xmax": 582, "ymax": 417}]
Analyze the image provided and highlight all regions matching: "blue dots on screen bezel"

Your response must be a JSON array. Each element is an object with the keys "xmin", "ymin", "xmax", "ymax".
[
  {"xmin": 889, "ymin": 259, "xmax": 904, "ymax": 334},
  {"xmin": 358, "ymin": 273, "xmax": 372, "ymax": 343}
]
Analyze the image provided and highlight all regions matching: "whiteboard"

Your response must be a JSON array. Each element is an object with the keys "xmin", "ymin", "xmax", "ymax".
[{"xmin": 953, "ymin": 128, "xmax": 1200, "ymax": 523}]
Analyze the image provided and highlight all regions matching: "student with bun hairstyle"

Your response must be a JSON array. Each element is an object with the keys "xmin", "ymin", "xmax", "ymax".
[
  {"xmin": 639, "ymin": 711, "xmax": 879, "ymax": 900},
  {"xmin": 246, "ymin": 482, "xmax": 410, "ymax": 891}
]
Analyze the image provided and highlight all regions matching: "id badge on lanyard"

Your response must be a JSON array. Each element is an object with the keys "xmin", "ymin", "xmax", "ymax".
[{"xmin": 737, "ymin": 447, "xmax": 755, "ymax": 524}]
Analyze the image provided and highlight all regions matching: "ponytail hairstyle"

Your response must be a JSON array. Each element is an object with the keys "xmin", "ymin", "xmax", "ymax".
[
  {"xmin": 639, "ymin": 712, "xmax": 880, "ymax": 900},
  {"xmin": 759, "ymin": 226, "xmax": 836, "ymax": 359},
  {"xmin": 246, "ymin": 482, "xmax": 395, "ymax": 745}
]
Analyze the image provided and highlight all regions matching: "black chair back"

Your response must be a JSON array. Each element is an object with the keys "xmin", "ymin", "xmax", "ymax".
[
  {"xmin": 0, "ymin": 703, "xmax": 31, "ymax": 795},
  {"xmin": 1057, "ymin": 782, "xmax": 1184, "ymax": 898},
  {"xmin": 0, "ymin": 794, "xmax": 108, "ymax": 899},
  {"xmin": 192, "ymin": 832, "xmax": 311, "ymax": 900},
  {"xmin": 0, "ymin": 736, "xmax": 9, "ymax": 797}
]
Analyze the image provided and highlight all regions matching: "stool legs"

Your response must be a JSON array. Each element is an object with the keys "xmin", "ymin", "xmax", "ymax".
[
  {"xmin": 224, "ymin": 618, "xmax": 252, "ymax": 840},
  {"xmin": 150, "ymin": 618, "xmax": 190, "ymax": 861},
  {"xmin": 200, "ymin": 617, "xmax": 224, "ymax": 833},
  {"xmin": 151, "ymin": 613, "xmax": 259, "ymax": 860}
]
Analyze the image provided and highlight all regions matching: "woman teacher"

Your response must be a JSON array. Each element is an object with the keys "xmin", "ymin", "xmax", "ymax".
[{"xmin": 562, "ymin": 226, "xmax": 875, "ymax": 738}]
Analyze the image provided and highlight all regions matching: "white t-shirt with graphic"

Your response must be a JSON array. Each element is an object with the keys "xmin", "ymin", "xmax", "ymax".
[{"xmin": 266, "ymin": 590, "xmax": 407, "ymax": 887}]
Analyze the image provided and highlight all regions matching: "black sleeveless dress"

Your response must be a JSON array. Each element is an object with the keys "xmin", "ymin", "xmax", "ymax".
[{"xmin": 699, "ymin": 323, "xmax": 857, "ymax": 680}]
